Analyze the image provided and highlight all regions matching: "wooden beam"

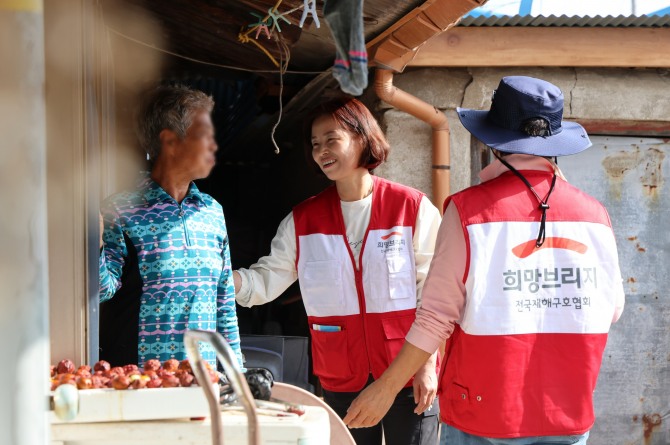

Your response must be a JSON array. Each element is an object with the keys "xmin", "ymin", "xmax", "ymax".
[
  {"xmin": 571, "ymin": 119, "xmax": 670, "ymax": 137},
  {"xmin": 410, "ymin": 27, "xmax": 670, "ymax": 67},
  {"xmin": 367, "ymin": 0, "xmax": 485, "ymax": 72}
]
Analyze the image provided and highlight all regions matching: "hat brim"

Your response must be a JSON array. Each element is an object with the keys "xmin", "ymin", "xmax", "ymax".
[{"xmin": 457, "ymin": 108, "xmax": 592, "ymax": 156}]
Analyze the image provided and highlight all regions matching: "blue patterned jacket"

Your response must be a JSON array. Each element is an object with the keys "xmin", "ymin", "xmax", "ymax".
[{"xmin": 99, "ymin": 176, "xmax": 242, "ymax": 368}]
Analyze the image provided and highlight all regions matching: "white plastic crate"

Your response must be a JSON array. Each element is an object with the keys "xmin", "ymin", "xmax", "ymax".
[{"xmin": 51, "ymin": 404, "xmax": 329, "ymax": 445}]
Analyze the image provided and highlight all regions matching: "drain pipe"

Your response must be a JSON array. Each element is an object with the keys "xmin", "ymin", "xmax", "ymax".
[{"xmin": 374, "ymin": 69, "xmax": 450, "ymax": 213}]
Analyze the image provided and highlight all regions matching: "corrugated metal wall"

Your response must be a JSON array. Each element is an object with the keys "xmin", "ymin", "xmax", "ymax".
[{"xmin": 560, "ymin": 135, "xmax": 670, "ymax": 445}]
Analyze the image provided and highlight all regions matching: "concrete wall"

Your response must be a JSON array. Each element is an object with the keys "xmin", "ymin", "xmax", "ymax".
[{"xmin": 375, "ymin": 67, "xmax": 670, "ymax": 200}]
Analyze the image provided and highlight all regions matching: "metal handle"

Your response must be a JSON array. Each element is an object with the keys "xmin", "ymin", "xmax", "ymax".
[{"xmin": 184, "ymin": 330, "xmax": 260, "ymax": 445}]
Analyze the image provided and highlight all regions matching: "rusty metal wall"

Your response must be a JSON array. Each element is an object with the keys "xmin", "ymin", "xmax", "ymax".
[{"xmin": 559, "ymin": 136, "xmax": 670, "ymax": 445}]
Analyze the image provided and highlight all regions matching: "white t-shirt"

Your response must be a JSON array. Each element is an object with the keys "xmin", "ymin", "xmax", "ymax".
[
  {"xmin": 236, "ymin": 194, "xmax": 441, "ymax": 308},
  {"xmin": 340, "ymin": 193, "xmax": 372, "ymax": 268}
]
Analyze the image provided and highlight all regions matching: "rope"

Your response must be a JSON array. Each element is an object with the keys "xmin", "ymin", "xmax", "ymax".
[{"xmin": 270, "ymin": 36, "xmax": 291, "ymax": 154}]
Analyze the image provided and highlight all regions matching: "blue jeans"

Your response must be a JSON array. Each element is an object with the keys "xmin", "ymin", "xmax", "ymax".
[{"xmin": 440, "ymin": 423, "xmax": 589, "ymax": 445}]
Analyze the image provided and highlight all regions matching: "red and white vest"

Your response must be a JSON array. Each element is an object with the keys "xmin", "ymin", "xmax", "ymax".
[
  {"xmin": 439, "ymin": 170, "xmax": 623, "ymax": 438},
  {"xmin": 293, "ymin": 176, "xmax": 423, "ymax": 392}
]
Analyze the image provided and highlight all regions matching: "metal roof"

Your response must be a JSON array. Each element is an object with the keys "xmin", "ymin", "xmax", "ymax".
[{"xmin": 458, "ymin": 14, "xmax": 670, "ymax": 27}]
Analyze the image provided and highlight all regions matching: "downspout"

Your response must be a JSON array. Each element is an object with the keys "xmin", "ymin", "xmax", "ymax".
[{"xmin": 374, "ymin": 69, "xmax": 450, "ymax": 213}]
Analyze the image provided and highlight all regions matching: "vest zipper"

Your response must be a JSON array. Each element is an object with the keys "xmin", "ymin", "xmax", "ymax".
[
  {"xmin": 356, "ymin": 238, "xmax": 372, "ymax": 376},
  {"xmin": 339, "ymin": 204, "xmax": 373, "ymax": 376},
  {"xmin": 334, "ymin": 179, "xmax": 376, "ymax": 376}
]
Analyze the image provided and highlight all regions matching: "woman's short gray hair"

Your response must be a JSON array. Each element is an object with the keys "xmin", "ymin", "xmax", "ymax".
[{"xmin": 136, "ymin": 84, "xmax": 214, "ymax": 161}]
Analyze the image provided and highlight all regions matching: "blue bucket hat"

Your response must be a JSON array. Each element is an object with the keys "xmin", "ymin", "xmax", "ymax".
[{"xmin": 457, "ymin": 76, "xmax": 591, "ymax": 156}]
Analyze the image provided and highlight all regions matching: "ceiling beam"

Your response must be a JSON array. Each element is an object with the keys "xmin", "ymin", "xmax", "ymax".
[
  {"xmin": 408, "ymin": 27, "xmax": 670, "ymax": 67},
  {"xmin": 367, "ymin": 0, "xmax": 487, "ymax": 72}
]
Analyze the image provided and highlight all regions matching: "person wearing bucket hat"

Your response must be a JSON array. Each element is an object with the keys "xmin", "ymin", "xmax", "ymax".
[{"xmin": 343, "ymin": 76, "xmax": 625, "ymax": 445}]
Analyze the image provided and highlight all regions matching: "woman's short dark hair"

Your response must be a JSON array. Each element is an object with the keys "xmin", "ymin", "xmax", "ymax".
[
  {"xmin": 136, "ymin": 84, "xmax": 214, "ymax": 162},
  {"xmin": 303, "ymin": 97, "xmax": 390, "ymax": 173}
]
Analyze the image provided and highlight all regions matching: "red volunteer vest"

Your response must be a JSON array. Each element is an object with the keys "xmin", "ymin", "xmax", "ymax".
[
  {"xmin": 439, "ymin": 170, "xmax": 623, "ymax": 438},
  {"xmin": 293, "ymin": 176, "xmax": 423, "ymax": 392}
]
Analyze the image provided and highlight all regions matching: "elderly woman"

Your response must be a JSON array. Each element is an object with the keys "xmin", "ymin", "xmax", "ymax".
[{"xmin": 98, "ymin": 84, "xmax": 242, "ymax": 369}]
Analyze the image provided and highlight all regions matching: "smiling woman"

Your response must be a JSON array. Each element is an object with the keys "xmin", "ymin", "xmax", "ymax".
[
  {"xmin": 306, "ymin": 98, "xmax": 388, "ymax": 179},
  {"xmin": 232, "ymin": 97, "xmax": 443, "ymax": 445},
  {"xmin": 310, "ymin": 117, "xmax": 365, "ymax": 183}
]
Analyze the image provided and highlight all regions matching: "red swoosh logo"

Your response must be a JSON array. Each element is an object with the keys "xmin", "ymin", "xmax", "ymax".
[
  {"xmin": 381, "ymin": 231, "xmax": 403, "ymax": 240},
  {"xmin": 512, "ymin": 237, "xmax": 588, "ymax": 259}
]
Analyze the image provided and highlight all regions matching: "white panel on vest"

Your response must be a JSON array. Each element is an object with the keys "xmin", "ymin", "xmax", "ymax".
[
  {"xmin": 463, "ymin": 221, "xmax": 622, "ymax": 336},
  {"xmin": 297, "ymin": 234, "xmax": 359, "ymax": 317},
  {"xmin": 363, "ymin": 226, "xmax": 417, "ymax": 314}
]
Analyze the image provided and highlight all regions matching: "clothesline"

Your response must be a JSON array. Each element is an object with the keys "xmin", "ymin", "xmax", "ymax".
[
  {"xmin": 238, "ymin": 0, "xmax": 320, "ymax": 68},
  {"xmin": 107, "ymin": 26, "xmax": 325, "ymax": 74}
]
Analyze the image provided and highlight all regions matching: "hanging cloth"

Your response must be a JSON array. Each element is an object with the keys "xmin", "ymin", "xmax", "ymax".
[{"xmin": 323, "ymin": 0, "xmax": 368, "ymax": 96}]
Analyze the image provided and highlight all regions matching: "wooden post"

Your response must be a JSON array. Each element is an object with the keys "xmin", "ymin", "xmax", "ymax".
[{"xmin": 0, "ymin": 1, "xmax": 50, "ymax": 444}]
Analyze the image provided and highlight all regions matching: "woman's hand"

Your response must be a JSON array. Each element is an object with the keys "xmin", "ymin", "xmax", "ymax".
[
  {"xmin": 412, "ymin": 353, "xmax": 438, "ymax": 414},
  {"xmin": 343, "ymin": 378, "xmax": 396, "ymax": 428},
  {"xmin": 343, "ymin": 342, "xmax": 433, "ymax": 428}
]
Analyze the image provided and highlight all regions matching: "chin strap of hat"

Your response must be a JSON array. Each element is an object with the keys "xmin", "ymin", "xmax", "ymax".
[{"xmin": 491, "ymin": 150, "xmax": 557, "ymax": 247}]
